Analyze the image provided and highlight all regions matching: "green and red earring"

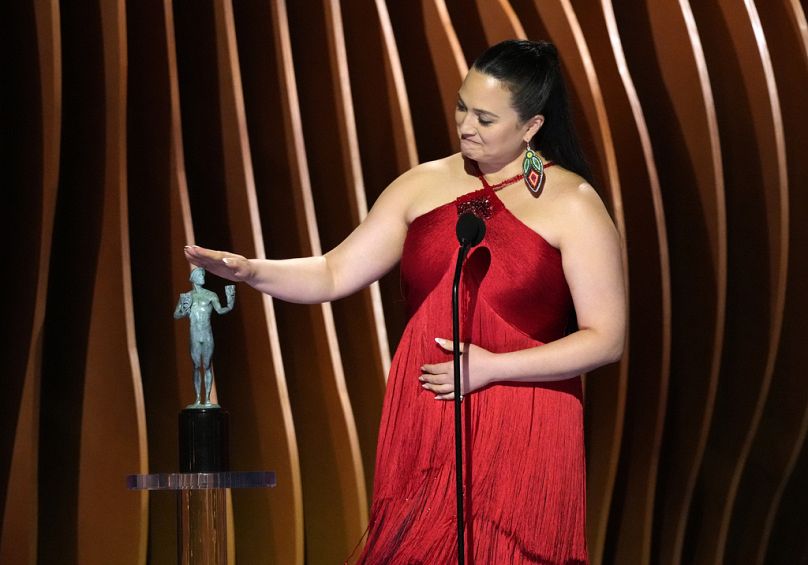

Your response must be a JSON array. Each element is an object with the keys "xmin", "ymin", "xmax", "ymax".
[{"xmin": 522, "ymin": 141, "xmax": 545, "ymax": 195}]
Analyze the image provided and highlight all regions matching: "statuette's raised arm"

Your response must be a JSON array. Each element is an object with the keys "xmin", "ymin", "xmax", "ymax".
[
  {"xmin": 213, "ymin": 286, "xmax": 236, "ymax": 315},
  {"xmin": 174, "ymin": 292, "xmax": 191, "ymax": 319}
]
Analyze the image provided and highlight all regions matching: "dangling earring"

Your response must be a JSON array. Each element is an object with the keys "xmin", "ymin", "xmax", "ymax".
[{"xmin": 522, "ymin": 141, "xmax": 545, "ymax": 195}]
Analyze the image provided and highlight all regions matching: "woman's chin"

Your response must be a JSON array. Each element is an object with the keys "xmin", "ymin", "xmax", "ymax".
[{"xmin": 459, "ymin": 142, "xmax": 481, "ymax": 159}]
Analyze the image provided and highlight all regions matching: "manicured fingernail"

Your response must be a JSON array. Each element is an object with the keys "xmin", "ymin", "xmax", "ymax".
[
  {"xmin": 421, "ymin": 384, "xmax": 429, "ymax": 389},
  {"xmin": 222, "ymin": 258, "xmax": 231, "ymax": 264},
  {"xmin": 434, "ymin": 337, "xmax": 444, "ymax": 345}
]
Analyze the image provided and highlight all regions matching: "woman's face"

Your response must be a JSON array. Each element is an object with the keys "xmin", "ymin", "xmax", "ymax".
[{"xmin": 455, "ymin": 68, "xmax": 541, "ymax": 165}]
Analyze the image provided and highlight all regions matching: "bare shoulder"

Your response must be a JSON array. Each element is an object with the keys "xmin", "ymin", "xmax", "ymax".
[
  {"xmin": 554, "ymin": 179, "xmax": 608, "ymax": 217},
  {"xmin": 391, "ymin": 154, "xmax": 457, "ymax": 189},
  {"xmin": 547, "ymin": 172, "xmax": 619, "ymax": 251},
  {"xmin": 378, "ymin": 154, "xmax": 467, "ymax": 222}
]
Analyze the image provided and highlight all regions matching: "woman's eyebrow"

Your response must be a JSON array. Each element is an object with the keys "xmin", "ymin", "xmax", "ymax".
[{"xmin": 457, "ymin": 94, "xmax": 500, "ymax": 119}]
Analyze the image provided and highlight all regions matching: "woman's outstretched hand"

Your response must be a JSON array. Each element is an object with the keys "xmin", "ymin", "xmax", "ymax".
[
  {"xmin": 184, "ymin": 245, "xmax": 255, "ymax": 284},
  {"xmin": 419, "ymin": 338, "xmax": 497, "ymax": 400}
]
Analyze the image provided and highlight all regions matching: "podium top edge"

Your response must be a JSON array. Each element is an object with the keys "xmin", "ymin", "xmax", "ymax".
[{"xmin": 126, "ymin": 471, "xmax": 276, "ymax": 490}]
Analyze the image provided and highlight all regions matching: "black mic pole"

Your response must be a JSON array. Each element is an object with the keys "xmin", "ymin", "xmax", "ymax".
[
  {"xmin": 452, "ymin": 241, "xmax": 470, "ymax": 565},
  {"xmin": 452, "ymin": 213, "xmax": 485, "ymax": 565}
]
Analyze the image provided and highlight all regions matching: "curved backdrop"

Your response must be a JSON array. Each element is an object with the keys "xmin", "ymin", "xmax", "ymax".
[{"xmin": 1, "ymin": 1, "xmax": 806, "ymax": 564}]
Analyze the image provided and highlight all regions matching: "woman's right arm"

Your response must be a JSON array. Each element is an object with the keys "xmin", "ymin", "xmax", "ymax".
[{"xmin": 183, "ymin": 167, "xmax": 424, "ymax": 304}]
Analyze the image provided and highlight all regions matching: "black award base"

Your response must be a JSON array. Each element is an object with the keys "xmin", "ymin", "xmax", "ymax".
[{"xmin": 179, "ymin": 408, "xmax": 230, "ymax": 473}]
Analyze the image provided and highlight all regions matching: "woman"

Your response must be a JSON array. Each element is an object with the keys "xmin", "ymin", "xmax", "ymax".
[{"xmin": 186, "ymin": 40, "xmax": 625, "ymax": 564}]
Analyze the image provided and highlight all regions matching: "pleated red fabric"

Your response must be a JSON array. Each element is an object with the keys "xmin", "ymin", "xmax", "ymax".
[{"xmin": 355, "ymin": 184, "xmax": 588, "ymax": 564}]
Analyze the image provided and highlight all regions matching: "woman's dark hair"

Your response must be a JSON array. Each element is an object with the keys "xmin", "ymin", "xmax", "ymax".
[{"xmin": 472, "ymin": 39, "xmax": 593, "ymax": 184}]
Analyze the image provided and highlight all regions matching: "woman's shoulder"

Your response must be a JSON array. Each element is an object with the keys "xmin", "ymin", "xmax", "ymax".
[
  {"xmin": 393, "ymin": 153, "xmax": 464, "ymax": 185},
  {"xmin": 540, "ymin": 166, "xmax": 603, "ymax": 214},
  {"xmin": 543, "ymin": 168, "xmax": 618, "ymax": 248},
  {"xmin": 383, "ymin": 153, "xmax": 468, "ymax": 221}
]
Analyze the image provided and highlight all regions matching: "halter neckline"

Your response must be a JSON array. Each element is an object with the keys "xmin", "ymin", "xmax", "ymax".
[{"xmin": 474, "ymin": 160, "xmax": 555, "ymax": 192}]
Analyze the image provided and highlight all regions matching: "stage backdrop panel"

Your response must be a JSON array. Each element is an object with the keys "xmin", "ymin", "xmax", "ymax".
[{"xmin": 2, "ymin": 1, "xmax": 807, "ymax": 563}]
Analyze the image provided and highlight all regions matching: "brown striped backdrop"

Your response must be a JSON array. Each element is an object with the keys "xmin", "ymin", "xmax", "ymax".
[{"xmin": 2, "ymin": 1, "xmax": 807, "ymax": 563}]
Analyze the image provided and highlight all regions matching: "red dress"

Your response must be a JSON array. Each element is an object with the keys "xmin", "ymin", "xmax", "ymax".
[{"xmin": 357, "ymin": 182, "xmax": 588, "ymax": 564}]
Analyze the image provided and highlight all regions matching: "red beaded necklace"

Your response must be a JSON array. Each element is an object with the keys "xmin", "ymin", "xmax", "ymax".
[{"xmin": 476, "ymin": 161, "xmax": 555, "ymax": 192}]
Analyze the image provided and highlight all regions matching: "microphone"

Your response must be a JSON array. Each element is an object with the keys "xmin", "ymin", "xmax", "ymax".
[{"xmin": 456, "ymin": 212, "xmax": 486, "ymax": 247}]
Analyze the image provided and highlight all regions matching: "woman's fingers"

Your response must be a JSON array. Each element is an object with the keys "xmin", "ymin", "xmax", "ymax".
[
  {"xmin": 422, "ymin": 382, "xmax": 454, "ymax": 394},
  {"xmin": 421, "ymin": 340, "xmax": 473, "ymax": 398},
  {"xmin": 184, "ymin": 245, "xmax": 233, "ymax": 264},
  {"xmin": 419, "ymin": 373, "xmax": 450, "ymax": 385},
  {"xmin": 183, "ymin": 245, "xmax": 221, "ymax": 268},
  {"xmin": 420, "ymin": 361, "xmax": 451, "ymax": 375},
  {"xmin": 419, "ymin": 370, "xmax": 457, "ymax": 396},
  {"xmin": 418, "ymin": 361, "xmax": 454, "ymax": 383},
  {"xmin": 183, "ymin": 245, "xmax": 250, "ymax": 282},
  {"xmin": 434, "ymin": 337, "xmax": 465, "ymax": 353}
]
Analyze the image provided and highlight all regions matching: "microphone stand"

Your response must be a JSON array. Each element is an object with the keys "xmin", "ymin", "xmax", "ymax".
[
  {"xmin": 451, "ymin": 212, "xmax": 485, "ymax": 565},
  {"xmin": 452, "ymin": 242, "xmax": 471, "ymax": 565}
]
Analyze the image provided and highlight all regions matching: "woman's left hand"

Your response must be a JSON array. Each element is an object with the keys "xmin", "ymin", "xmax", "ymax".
[{"xmin": 419, "ymin": 338, "xmax": 498, "ymax": 400}]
